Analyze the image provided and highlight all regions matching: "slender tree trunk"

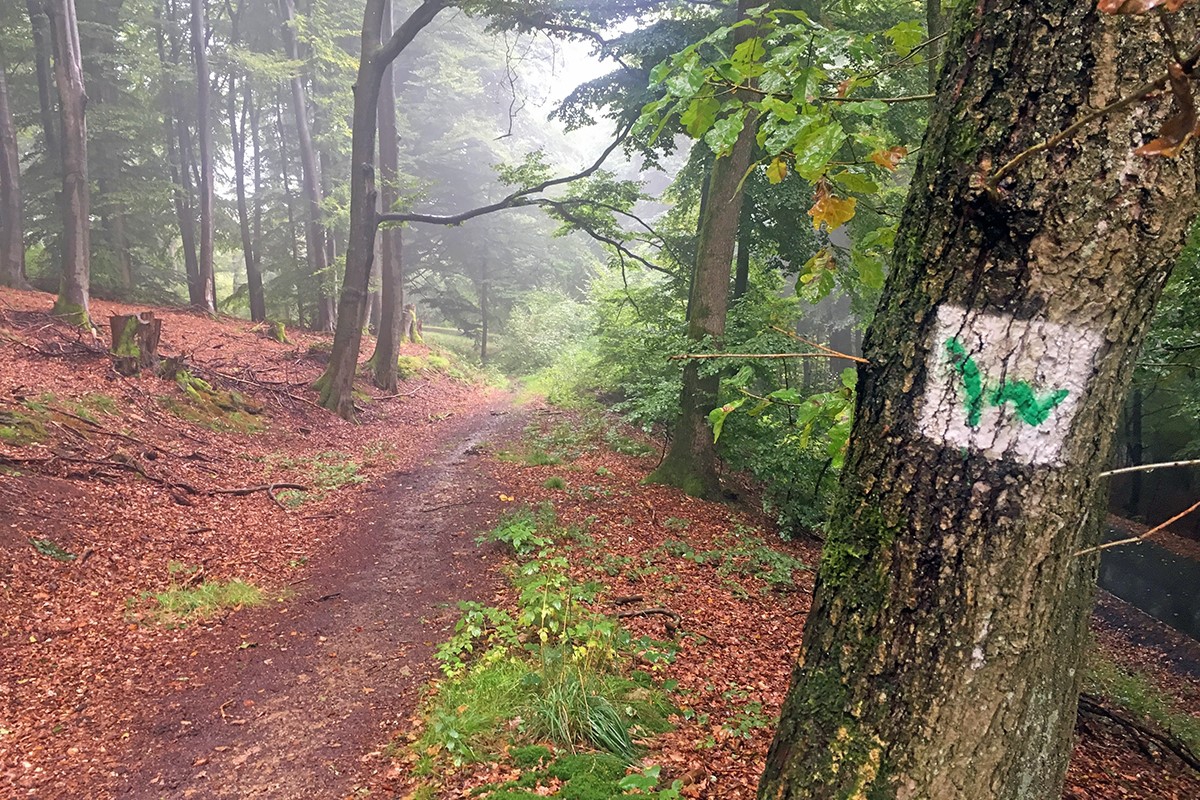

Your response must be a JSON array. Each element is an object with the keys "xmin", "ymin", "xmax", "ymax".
[
  {"xmin": 758, "ymin": 2, "xmax": 1199, "ymax": 798},
  {"xmin": 99, "ymin": 176, "xmax": 135, "ymax": 291},
  {"xmin": 275, "ymin": 90, "xmax": 305, "ymax": 324},
  {"xmin": 26, "ymin": 0, "xmax": 59, "ymax": 157},
  {"xmin": 316, "ymin": 0, "xmax": 444, "ymax": 418},
  {"xmin": 733, "ymin": 194, "xmax": 751, "ymax": 301},
  {"xmin": 47, "ymin": 0, "xmax": 91, "ymax": 326},
  {"xmin": 479, "ymin": 255, "xmax": 489, "ymax": 366},
  {"xmin": 158, "ymin": 0, "xmax": 201, "ymax": 302},
  {"xmin": 1126, "ymin": 386, "xmax": 1144, "ymax": 515},
  {"xmin": 276, "ymin": 0, "xmax": 333, "ymax": 332},
  {"xmin": 190, "ymin": 0, "xmax": 216, "ymax": 312},
  {"xmin": 925, "ymin": 0, "xmax": 947, "ymax": 94},
  {"xmin": 250, "ymin": 91, "xmax": 266, "ymax": 318},
  {"xmin": 229, "ymin": 75, "xmax": 265, "ymax": 321},
  {"xmin": 647, "ymin": 0, "xmax": 760, "ymax": 498},
  {"xmin": 0, "ymin": 63, "xmax": 29, "ymax": 290},
  {"xmin": 370, "ymin": 0, "xmax": 403, "ymax": 391}
]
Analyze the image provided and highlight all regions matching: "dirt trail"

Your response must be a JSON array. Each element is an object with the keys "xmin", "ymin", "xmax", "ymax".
[{"xmin": 116, "ymin": 400, "xmax": 523, "ymax": 799}]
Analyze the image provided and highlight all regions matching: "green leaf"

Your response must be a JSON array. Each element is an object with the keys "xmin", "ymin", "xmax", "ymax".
[
  {"xmin": 705, "ymin": 110, "xmax": 748, "ymax": 156},
  {"xmin": 708, "ymin": 398, "xmax": 745, "ymax": 442},
  {"xmin": 681, "ymin": 95, "xmax": 721, "ymax": 138},
  {"xmin": 791, "ymin": 121, "xmax": 846, "ymax": 181},
  {"xmin": 758, "ymin": 95, "xmax": 798, "ymax": 122},
  {"xmin": 840, "ymin": 367, "xmax": 858, "ymax": 390},
  {"xmin": 852, "ymin": 248, "xmax": 886, "ymax": 289},
  {"xmin": 843, "ymin": 99, "xmax": 889, "ymax": 116},
  {"xmin": 831, "ymin": 170, "xmax": 879, "ymax": 195},
  {"xmin": 666, "ymin": 53, "xmax": 705, "ymax": 97},
  {"xmin": 885, "ymin": 21, "xmax": 925, "ymax": 57}
]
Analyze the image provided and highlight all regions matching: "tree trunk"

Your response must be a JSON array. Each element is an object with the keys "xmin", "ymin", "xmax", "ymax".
[
  {"xmin": 157, "ymin": 1, "xmax": 201, "ymax": 303},
  {"xmin": 0, "ymin": 62, "xmax": 29, "ymax": 290},
  {"xmin": 757, "ymin": 3, "xmax": 1199, "ymax": 798},
  {"xmin": 316, "ymin": 0, "xmax": 444, "ymax": 418},
  {"xmin": 276, "ymin": 0, "xmax": 333, "ymax": 332},
  {"xmin": 249, "ymin": 89, "xmax": 266, "ymax": 321},
  {"xmin": 925, "ymin": 0, "xmax": 947, "ymax": 94},
  {"xmin": 190, "ymin": 0, "xmax": 216, "ymax": 313},
  {"xmin": 275, "ymin": 91, "xmax": 305, "ymax": 324},
  {"xmin": 733, "ymin": 194, "xmax": 751, "ymax": 301},
  {"xmin": 26, "ymin": 0, "xmax": 59, "ymax": 158},
  {"xmin": 1126, "ymin": 385, "xmax": 1144, "ymax": 515},
  {"xmin": 647, "ymin": 0, "xmax": 760, "ymax": 498},
  {"xmin": 47, "ymin": 0, "xmax": 91, "ymax": 326},
  {"xmin": 369, "ymin": 0, "xmax": 404, "ymax": 392},
  {"xmin": 479, "ymin": 255, "xmax": 489, "ymax": 366},
  {"xmin": 229, "ymin": 74, "xmax": 266, "ymax": 321},
  {"xmin": 109, "ymin": 312, "xmax": 162, "ymax": 376}
]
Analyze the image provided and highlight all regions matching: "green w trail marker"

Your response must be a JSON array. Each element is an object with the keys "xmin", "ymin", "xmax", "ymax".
[{"xmin": 945, "ymin": 337, "xmax": 1069, "ymax": 427}]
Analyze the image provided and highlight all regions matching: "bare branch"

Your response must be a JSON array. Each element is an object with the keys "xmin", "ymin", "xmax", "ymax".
[
  {"xmin": 1099, "ymin": 458, "xmax": 1200, "ymax": 477},
  {"xmin": 669, "ymin": 351, "xmax": 870, "ymax": 363},
  {"xmin": 1074, "ymin": 497, "xmax": 1200, "ymax": 557},
  {"xmin": 377, "ymin": 124, "xmax": 631, "ymax": 227}
]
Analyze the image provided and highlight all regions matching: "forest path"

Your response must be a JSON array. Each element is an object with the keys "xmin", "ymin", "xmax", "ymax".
[{"xmin": 120, "ymin": 397, "xmax": 523, "ymax": 799}]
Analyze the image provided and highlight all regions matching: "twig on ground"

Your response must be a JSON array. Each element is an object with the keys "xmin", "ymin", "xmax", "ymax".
[{"xmin": 1078, "ymin": 692, "xmax": 1200, "ymax": 773}]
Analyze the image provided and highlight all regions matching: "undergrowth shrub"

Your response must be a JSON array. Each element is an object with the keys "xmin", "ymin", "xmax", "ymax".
[{"xmin": 418, "ymin": 507, "xmax": 675, "ymax": 772}]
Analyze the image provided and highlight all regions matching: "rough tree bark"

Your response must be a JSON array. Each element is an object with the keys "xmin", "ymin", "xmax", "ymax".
[
  {"xmin": 277, "ymin": 0, "xmax": 335, "ymax": 332},
  {"xmin": 190, "ymin": 0, "xmax": 216, "ymax": 313},
  {"xmin": 368, "ymin": 0, "xmax": 404, "ymax": 392},
  {"xmin": 757, "ymin": 3, "xmax": 1199, "ymax": 799},
  {"xmin": 315, "ymin": 0, "xmax": 445, "ymax": 417},
  {"xmin": 0, "ymin": 61, "xmax": 29, "ymax": 290},
  {"xmin": 46, "ymin": 0, "xmax": 91, "ymax": 326},
  {"xmin": 646, "ymin": 0, "xmax": 760, "ymax": 498}
]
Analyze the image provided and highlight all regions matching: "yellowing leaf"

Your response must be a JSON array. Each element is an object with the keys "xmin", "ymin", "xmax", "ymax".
[
  {"xmin": 809, "ymin": 181, "xmax": 857, "ymax": 231},
  {"xmin": 765, "ymin": 158, "xmax": 788, "ymax": 184},
  {"xmin": 870, "ymin": 145, "xmax": 907, "ymax": 171}
]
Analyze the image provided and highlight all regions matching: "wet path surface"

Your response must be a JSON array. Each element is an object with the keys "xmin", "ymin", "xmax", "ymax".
[
  {"xmin": 118, "ymin": 402, "xmax": 520, "ymax": 799},
  {"xmin": 1099, "ymin": 529, "xmax": 1200, "ymax": 642}
]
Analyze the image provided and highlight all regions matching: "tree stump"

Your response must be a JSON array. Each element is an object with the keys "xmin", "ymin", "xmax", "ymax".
[{"xmin": 109, "ymin": 312, "xmax": 162, "ymax": 376}]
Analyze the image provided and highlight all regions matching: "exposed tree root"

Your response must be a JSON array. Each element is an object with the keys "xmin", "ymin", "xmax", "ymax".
[{"xmin": 1078, "ymin": 692, "xmax": 1200, "ymax": 773}]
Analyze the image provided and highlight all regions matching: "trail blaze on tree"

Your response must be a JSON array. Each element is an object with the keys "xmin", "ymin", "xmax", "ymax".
[{"xmin": 759, "ymin": 1, "xmax": 1200, "ymax": 798}]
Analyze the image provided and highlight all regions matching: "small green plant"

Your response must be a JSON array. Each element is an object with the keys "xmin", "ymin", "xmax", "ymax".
[
  {"xmin": 160, "ymin": 372, "xmax": 265, "ymax": 434},
  {"xmin": 396, "ymin": 355, "xmax": 426, "ymax": 379},
  {"xmin": 594, "ymin": 466, "xmax": 612, "ymax": 477},
  {"xmin": 415, "ymin": 507, "xmax": 675, "ymax": 773},
  {"xmin": 0, "ymin": 409, "xmax": 47, "ymax": 445},
  {"xmin": 138, "ymin": 565, "xmax": 265, "ymax": 624},
  {"xmin": 29, "ymin": 537, "xmax": 75, "ymax": 561},
  {"xmin": 543, "ymin": 476, "xmax": 567, "ymax": 490},
  {"xmin": 662, "ymin": 517, "xmax": 690, "ymax": 531},
  {"xmin": 264, "ymin": 450, "xmax": 364, "ymax": 506}
]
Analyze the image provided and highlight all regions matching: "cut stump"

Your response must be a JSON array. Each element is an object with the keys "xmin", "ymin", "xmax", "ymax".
[{"xmin": 110, "ymin": 312, "xmax": 162, "ymax": 376}]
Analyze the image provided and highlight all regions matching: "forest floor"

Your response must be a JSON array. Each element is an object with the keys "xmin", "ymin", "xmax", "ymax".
[{"xmin": 1, "ymin": 286, "xmax": 1198, "ymax": 799}]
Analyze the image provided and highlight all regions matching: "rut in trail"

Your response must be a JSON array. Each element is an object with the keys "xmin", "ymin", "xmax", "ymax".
[{"xmin": 121, "ymin": 402, "xmax": 521, "ymax": 800}]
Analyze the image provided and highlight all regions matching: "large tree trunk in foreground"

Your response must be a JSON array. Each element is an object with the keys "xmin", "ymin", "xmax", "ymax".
[
  {"xmin": 277, "ymin": 0, "xmax": 334, "ymax": 332},
  {"xmin": 47, "ymin": 0, "xmax": 91, "ymax": 326},
  {"xmin": 369, "ymin": 0, "xmax": 404, "ymax": 392},
  {"xmin": 647, "ymin": 0, "xmax": 759, "ymax": 498},
  {"xmin": 316, "ymin": 0, "xmax": 444, "ymax": 418},
  {"xmin": 190, "ymin": 0, "xmax": 216, "ymax": 313},
  {"xmin": 0, "ymin": 63, "xmax": 29, "ymax": 290},
  {"xmin": 758, "ymin": 4, "xmax": 1199, "ymax": 799}
]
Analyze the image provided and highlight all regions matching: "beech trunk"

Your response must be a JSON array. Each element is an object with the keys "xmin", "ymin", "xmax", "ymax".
[
  {"xmin": 369, "ymin": 0, "xmax": 403, "ymax": 392},
  {"xmin": 47, "ymin": 0, "xmax": 91, "ymax": 326},
  {"xmin": 316, "ymin": 0, "xmax": 444, "ymax": 418},
  {"xmin": 758, "ymin": 3, "xmax": 1199, "ymax": 798},
  {"xmin": 190, "ymin": 0, "xmax": 216, "ymax": 313},
  {"xmin": 647, "ymin": 0, "xmax": 760, "ymax": 498},
  {"xmin": 277, "ymin": 0, "xmax": 334, "ymax": 332},
  {"xmin": 0, "ymin": 63, "xmax": 28, "ymax": 289}
]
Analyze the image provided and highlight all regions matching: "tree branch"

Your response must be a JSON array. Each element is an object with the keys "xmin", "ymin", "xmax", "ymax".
[
  {"xmin": 377, "ymin": 0, "xmax": 446, "ymax": 67},
  {"xmin": 377, "ymin": 124, "xmax": 631, "ymax": 226}
]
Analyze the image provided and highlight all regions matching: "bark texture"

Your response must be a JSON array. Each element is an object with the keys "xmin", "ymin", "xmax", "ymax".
[
  {"xmin": 0, "ymin": 63, "xmax": 28, "ymax": 289},
  {"xmin": 648, "ymin": 0, "xmax": 761, "ymax": 497},
  {"xmin": 370, "ymin": 0, "xmax": 404, "ymax": 392},
  {"xmin": 316, "ymin": 0, "xmax": 444, "ymax": 418},
  {"xmin": 47, "ymin": 0, "xmax": 91, "ymax": 325},
  {"xmin": 758, "ymin": 4, "xmax": 1199, "ymax": 799}
]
